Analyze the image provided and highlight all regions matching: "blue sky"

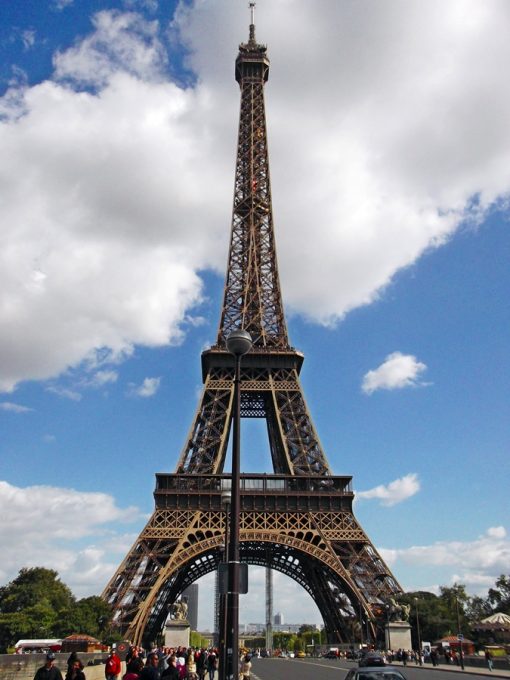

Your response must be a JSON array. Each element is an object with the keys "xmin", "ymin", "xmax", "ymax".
[{"xmin": 0, "ymin": 0, "xmax": 509, "ymax": 632}]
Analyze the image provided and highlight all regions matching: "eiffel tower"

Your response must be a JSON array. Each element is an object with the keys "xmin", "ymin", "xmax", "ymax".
[{"xmin": 103, "ymin": 8, "xmax": 402, "ymax": 646}]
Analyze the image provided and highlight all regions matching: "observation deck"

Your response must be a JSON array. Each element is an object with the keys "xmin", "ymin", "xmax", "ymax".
[{"xmin": 154, "ymin": 473, "xmax": 354, "ymax": 512}]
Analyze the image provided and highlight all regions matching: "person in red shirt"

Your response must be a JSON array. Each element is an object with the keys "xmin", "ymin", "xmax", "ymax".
[{"xmin": 105, "ymin": 649, "xmax": 122, "ymax": 680}]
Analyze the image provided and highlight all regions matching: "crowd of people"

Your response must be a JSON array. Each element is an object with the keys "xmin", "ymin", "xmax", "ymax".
[
  {"xmin": 33, "ymin": 652, "xmax": 86, "ymax": 680},
  {"xmin": 33, "ymin": 646, "xmax": 252, "ymax": 680},
  {"xmin": 122, "ymin": 646, "xmax": 252, "ymax": 680}
]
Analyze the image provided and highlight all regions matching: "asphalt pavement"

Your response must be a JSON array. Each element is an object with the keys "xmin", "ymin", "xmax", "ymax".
[{"xmin": 248, "ymin": 657, "xmax": 510, "ymax": 680}]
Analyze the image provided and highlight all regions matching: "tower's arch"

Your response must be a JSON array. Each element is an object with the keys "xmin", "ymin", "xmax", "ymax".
[{"xmin": 104, "ymin": 474, "xmax": 399, "ymax": 646}]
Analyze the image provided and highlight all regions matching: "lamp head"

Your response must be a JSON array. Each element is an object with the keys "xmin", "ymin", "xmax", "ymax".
[
  {"xmin": 221, "ymin": 489, "xmax": 232, "ymax": 507},
  {"xmin": 226, "ymin": 329, "xmax": 253, "ymax": 357}
]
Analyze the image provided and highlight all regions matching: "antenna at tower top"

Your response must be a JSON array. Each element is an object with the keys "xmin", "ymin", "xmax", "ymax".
[{"xmin": 249, "ymin": 2, "xmax": 256, "ymax": 42}]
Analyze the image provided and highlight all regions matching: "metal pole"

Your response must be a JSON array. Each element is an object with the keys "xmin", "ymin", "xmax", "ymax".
[
  {"xmin": 225, "ymin": 329, "xmax": 252, "ymax": 680},
  {"xmin": 456, "ymin": 597, "xmax": 465, "ymax": 671},
  {"xmin": 225, "ymin": 353, "xmax": 241, "ymax": 679},
  {"xmin": 386, "ymin": 605, "xmax": 391, "ymax": 651},
  {"xmin": 414, "ymin": 598, "xmax": 422, "ymax": 665},
  {"xmin": 219, "ymin": 495, "xmax": 230, "ymax": 680}
]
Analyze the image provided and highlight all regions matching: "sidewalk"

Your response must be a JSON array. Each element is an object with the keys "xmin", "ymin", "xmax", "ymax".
[{"xmin": 388, "ymin": 660, "xmax": 510, "ymax": 678}]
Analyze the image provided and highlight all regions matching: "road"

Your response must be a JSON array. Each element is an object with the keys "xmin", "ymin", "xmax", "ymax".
[{"xmin": 248, "ymin": 657, "xmax": 509, "ymax": 680}]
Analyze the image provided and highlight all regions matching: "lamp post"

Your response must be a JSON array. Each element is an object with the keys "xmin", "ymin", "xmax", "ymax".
[
  {"xmin": 414, "ymin": 597, "xmax": 422, "ymax": 665},
  {"xmin": 218, "ymin": 490, "xmax": 231, "ymax": 680},
  {"xmin": 455, "ymin": 596, "xmax": 465, "ymax": 671},
  {"xmin": 385, "ymin": 605, "xmax": 391, "ymax": 652},
  {"xmin": 225, "ymin": 329, "xmax": 253, "ymax": 680}
]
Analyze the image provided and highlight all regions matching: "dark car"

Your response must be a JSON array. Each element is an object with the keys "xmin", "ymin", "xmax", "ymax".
[
  {"xmin": 323, "ymin": 651, "xmax": 338, "ymax": 659},
  {"xmin": 346, "ymin": 667, "xmax": 407, "ymax": 680},
  {"xmin": 358, "ymin": 652, "xmax": 387, "ymax": 667}
]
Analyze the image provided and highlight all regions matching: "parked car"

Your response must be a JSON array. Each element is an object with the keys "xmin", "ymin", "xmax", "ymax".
[
  {"xmin": 358, "ymin": 652, "xmax": 386, "ymax": 667},
  {"xmin": 296, "ymin": 651, "xmax": 306, "ymax": 658},
  {"xmin": 346, "ymin": 667, "xmax": 407, "ymax": 680},
  {"xmin": 323, "ymin": 651, "xmax": 338, "ymax": 659}
]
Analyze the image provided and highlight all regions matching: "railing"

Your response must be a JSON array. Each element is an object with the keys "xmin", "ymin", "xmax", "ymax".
[{"xmin": 155, "ymin": 473, "xmax": 352, "ymax": 494}]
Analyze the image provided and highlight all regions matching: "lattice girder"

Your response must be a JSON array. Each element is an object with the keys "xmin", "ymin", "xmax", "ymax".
[
  {"xmin": 218, "ymin": 39, "xmax": 288, "ymax": 349},
  {"xmin": 177, "ymin": 362, "xmax": 332, "ymax": 475},
  {"xmin": 104, "ymin": 497, "xmax": 400, "ymax": 645}
]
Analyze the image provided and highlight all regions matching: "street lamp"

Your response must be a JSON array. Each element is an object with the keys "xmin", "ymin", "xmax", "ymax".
[
  {"xmin": 385, "ymin": 605, "xmax": 391, "ymax": 652},
  {"xmin": 455, "ymin": 596, "xmax": 465, "ymax": 671},
  {"xmin": 414, "ymin": 598, "xmax": 422, "ymax": 665},
  {"xmin": 225, "ymin": 329, "xmax": 253, "ymax": 680}
]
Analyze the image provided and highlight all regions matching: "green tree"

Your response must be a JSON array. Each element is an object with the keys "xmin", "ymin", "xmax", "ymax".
[
  {"xmin": 55, "ymin": 596, "xmax": 113, "ymax": 638},
  {"xmin": 0, "ymin": 568, "xmax": 75, "ymax": 614},
  {"xmin": 400, "ymin": 590, "xmax": 453, "ymax": 644},
  {"xmin": 190, "ymin": 631, "xmax": 209, "ymax": 649},
  {"xmin": 466, "ymin": 595, "xmax": 493, "ymax": 624},
  {"xmin": 0, "ymin": 569, "xmax": 75, "ymax": 651},
  {"xmin": 273, "ymin": 632, "xmax": 292, "ymax": 650},
  {"xmin": 488, "ymin": 575, "xmax": 510, "ymax": 614},
  {"xmin": 298, "ymin": 624, "xmax": 316, "ymax": 634}
]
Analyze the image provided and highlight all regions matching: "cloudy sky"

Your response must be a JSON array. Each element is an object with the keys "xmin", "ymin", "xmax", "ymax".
[{"xmin": 1, "ymin": 0, "xmax": 509, "ymax": 632}]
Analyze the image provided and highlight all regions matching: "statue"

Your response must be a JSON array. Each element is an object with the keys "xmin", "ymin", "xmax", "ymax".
[
  {"xmin": 170, "ymin": 599, "xmax": 188, "ymax": 621},
  {"xmin": 387, "ymin": 597, "xmax": 410, "ymax": 622}
]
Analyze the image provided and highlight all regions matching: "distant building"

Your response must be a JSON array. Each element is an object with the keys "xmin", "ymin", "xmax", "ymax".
[
  {"xmin": 274, "ymin": 612, "xmax": 284, "ymax": 625},
  {"xmin": 246, "ymin": 623, "xmax": 265, "ymax": 633},
  {"xmin": 183, "ymin": 584, "xmax": 199, "ymax": 631},
  {"xmin": 273, "ymin": 623, "xmax": 302, "ymax": 633}
]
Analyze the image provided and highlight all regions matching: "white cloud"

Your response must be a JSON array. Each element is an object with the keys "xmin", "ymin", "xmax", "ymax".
[
  {"xmin": 21, "ymin": 30, "xmax": 36, "ymax": 51},
  {"xmin": 129, "ymin": 376, "xmax": 161, "ymax": 397},
  {"xmin": 2, "ymin": 2, "xmax": 510, "ymax": 391},
  {"xmin": 46, "ymin": 385, "xmax": 82, "ymax": 401},
  {"xmin": 83, "ymin": 370, "xmax": 119, "ymax": 388},
  {"xmin": 53, "ymin": 11, "xmax": 167, "ymax": 88},
  {"xmin": 356, "ymin": 473, "xmax": 420, "ymax": 507},
  {"xmin": 51, "ymin": 0, "xmax": 74, "ymax": 10},
  {"xmin": 487, "ymin": 526, "xmax": 506, "ymax": 539},
  {"xmin": 380, "ymin": 527, "xmax": 510, "ymax": 595},
  {"xmin": 362, "ymin": 352, "xmax": 428, "ymax": 394},
  {"xmin": 0, "ymin": 481, "xmax": 139, "ymax": 540},
  {"xmin": 0, "ymin": 480, "xmax": 142, "ymax": 597},
  {"xmin": 0, "ymin": 401, "xmax": 33, "ymax": 413}
]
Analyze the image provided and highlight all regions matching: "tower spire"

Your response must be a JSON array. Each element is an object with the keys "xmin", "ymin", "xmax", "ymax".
[
  {"xmin": 219, "ymin": 6, "xmax": 287, "ymax": 349},
  {"xmin": 249, "ymin": 2, "xmax": 256, "ymax": 43}
]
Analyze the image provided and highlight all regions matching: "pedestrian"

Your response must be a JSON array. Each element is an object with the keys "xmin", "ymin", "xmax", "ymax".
[
  {"xmin": 125, "ymin": 657, "xmax": 144, "ymax": 679},
  {"xmin": 205, "ymin": 653, "xmax": 216, "ymax": 680},
  {"xmin": 34, "ymin": 653, "xmax": 64, "ymax": 680},
  {"xmin": 186, "ymin": 651, "xmax": 197, "ymax": 680},
  {"xmin": 66, "ymin": 659, "xmax": 86, "ymax": 680},
  {"xmin": 430, "ymin": 648, "xmax": 438, "ymax": 667},
  {"xmin": 239, "ymin": 654, "xmax": 251, "ymax": 680},
  {"xmin": 140, "ymin": 652, "xmax": 160, "ymax": 680},
  {"xmin": 196, "ymin": 650, "xmax": 207, "ymax": 680},
  {"xmin": 105, "ymin": 649, "xmax": 122, "ymax": 680},
  {"xmin": 66, "ymin": 653, "xmax": 83, "ymax": 675},
  {"xmin": 485, "ymin": 650, "xmax": 493, "ymax": 672},
  {"xmin": 161, "ymin": 657, "xmax": 179, "ymax": 680}
]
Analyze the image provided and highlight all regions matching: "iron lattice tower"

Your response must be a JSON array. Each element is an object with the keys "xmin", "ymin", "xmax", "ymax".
[{"xmin": 103, "ymin": 11, "xmax": 402, "ymax": 646}]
